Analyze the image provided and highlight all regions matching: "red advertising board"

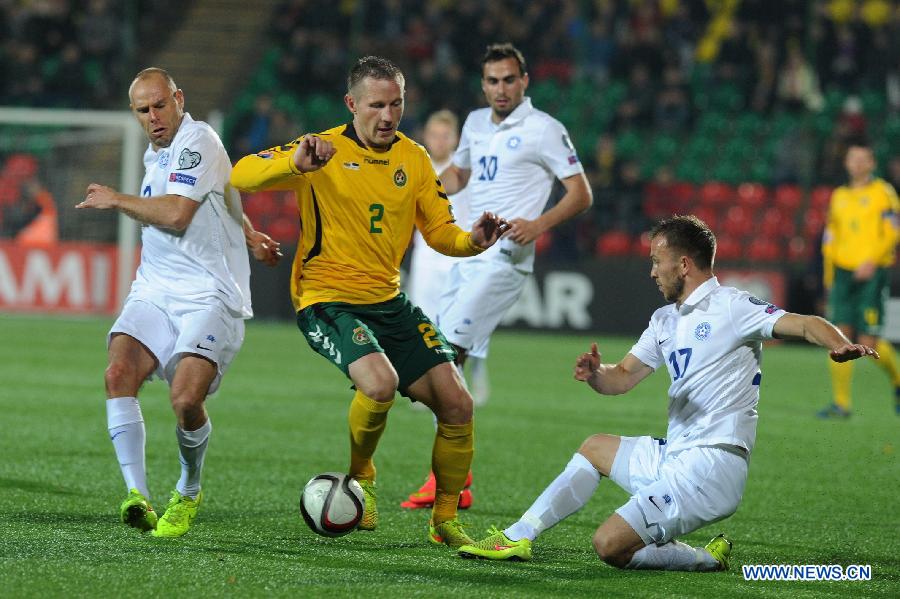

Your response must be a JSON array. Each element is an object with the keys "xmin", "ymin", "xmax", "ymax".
[{"xmin": 0, "ymin": 241, "xmax": 119, "ymax": 314}]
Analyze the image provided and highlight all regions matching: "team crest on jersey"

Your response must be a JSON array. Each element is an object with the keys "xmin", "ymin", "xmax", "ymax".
[
  {"xmin": 352, "ymin": 327, "xmax": 372, "ymax": 345},
  {"xmin": 506, "ymin": 136, "xmax": 521, "ymax": 149},
  {"xmin": 694, "ymin": 322, "xmax": 712, "ymax": 340},
  {"xmin": 157, "ymin": 151, "xmax": 169, "ymax": 168},
  {"xmin": 178, "ymin": 148, "xmax": 201, "ymax": 169},
  {"xmin": 393, "ymin": 167, "xmax": 407, "ymax": 187}
]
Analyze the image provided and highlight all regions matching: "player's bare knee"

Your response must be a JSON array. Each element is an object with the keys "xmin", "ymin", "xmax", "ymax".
[
  {"xmin": 357, "ymin": 372, "xmax": 398, "ymax": 403},
  {"xmin": 104, "ymin": 361, "xmax": 139, "ymax": 396},
  {"xmin": 578, "ymin": 434, "xmax": 617, "ymax": 473},
  {"xmin": 592, "ymin": 531, "xmax": 630, "ymax": 568},
  {"xmin": 436, "ymin": 387, "xmax": 473, "ymax": 424}
]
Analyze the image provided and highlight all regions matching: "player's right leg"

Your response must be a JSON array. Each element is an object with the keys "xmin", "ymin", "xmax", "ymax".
[
  {"xmin": 298, "ymin": 305, "xmax": 399, "ymax": 532},
  {"xmin": 105, "ymin": 332, "xmax": 159, "ymax": 531},
  {"xmin": 347, "ymin": 353, "xmax": 399, "ymax": 530},
  {"xmin": 458, "ymin": 434, "xmax": 613, "ymax": 560}
]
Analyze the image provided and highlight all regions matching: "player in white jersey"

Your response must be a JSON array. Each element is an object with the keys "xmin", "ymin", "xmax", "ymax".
[
  {"xmin": 436, "ymin": 43, "xmax": 592, "ymax": 372},
  {"xmin": 458, "ymin": 215, "xmax": 877, "ymax": 570},
  {"xmin": 402, "ymin": 110, "xmax": 477, "ymax": 510},
  {"xmin": 77, "ymin": 68, "xmax": 280, "ymax": 538}
]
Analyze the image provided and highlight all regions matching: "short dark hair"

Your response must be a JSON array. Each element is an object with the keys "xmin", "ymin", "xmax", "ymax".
[
  {"xmin": 650, "ymin": 215, "xmax": 717, "ymax": 270},
  {"xmin": 347, "ymin": 56, "xmax": 405, "ymax": 95},
  {"xmin": 481, "ymin": 43, "xmax": 527, "ymax": 76}
]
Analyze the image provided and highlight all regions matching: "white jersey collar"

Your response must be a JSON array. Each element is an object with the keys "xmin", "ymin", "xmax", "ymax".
[
  {"xmin": 494, "ymin": 97, "xmax": 534, "ymax": 129},
  {"xmin": 678, "ymin": 276, "xmax": 719, "ymax": 313}
]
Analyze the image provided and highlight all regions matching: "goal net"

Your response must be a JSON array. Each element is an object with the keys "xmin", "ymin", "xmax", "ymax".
[{"xmin": 0, "ymin": 107, "xmax": 144, "ymax": 315}]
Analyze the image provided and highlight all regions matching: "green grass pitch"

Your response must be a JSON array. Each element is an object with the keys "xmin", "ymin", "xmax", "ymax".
[{"xmin": 0, "ymin": 314, "xmax": 897, "ymax": 597}]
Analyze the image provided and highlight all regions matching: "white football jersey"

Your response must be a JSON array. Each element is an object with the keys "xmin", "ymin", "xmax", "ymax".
[
  {"xmin": 133, "ymin": 113, "xmax": 252, "ymax": 318},
  {"xmin": 452, "ymin": 97, "xmax": 584, "ymax": 272},
  {"xmin": 628, "ymin": 278, "xmax": 785, "ymax": 454},
  {"xmin": 409, "ymin": 157, "xmax": 469, "ymax": 320}
]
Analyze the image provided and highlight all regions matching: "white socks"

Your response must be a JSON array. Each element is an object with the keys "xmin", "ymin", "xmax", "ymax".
[
  {"xmin": 107, "ymin": 397, "xmax": 149, "ymax": 498},
  {"xmin": 626, "ymin": 540, "xmax": 720, "ymax": 571},
  {"xmin": 505, "ymin": 452, "xmax": 601, "ymax": 542},
  {"xmin": 175, "ymin": 419, "xmax": 211, "ymax": 499}
]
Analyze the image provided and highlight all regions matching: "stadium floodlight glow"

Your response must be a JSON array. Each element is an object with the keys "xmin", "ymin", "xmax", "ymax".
[{"xmin": 0, "ymin": 107, "xmax": 144, "ymax": 309}]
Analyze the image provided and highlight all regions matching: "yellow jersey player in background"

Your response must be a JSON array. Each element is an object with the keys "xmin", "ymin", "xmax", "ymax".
[
  {"xmin": 231, "ymin": 56, "xmax": 509, "ymax": 548},
  {"xmin": 820, "ymin": 140, "xmax": 900, "ymax": 418}
]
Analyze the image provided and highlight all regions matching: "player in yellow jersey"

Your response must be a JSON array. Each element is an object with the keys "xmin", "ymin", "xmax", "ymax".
[
  {"xmin": 820, "ymin": 141, "xmax": 900, "ymax": 418},
  {"xmin": 230, "ymin": 56, "xmax": 509, "ymax": 548}
]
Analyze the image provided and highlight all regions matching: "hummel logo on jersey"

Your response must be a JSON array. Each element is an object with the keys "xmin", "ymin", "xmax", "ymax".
[
  {"xmin": 365, "ymin": 157, "xmax": 389, "ymax": 165},
  {"xmin": 178, "ymin": 148, "xmax": 202, "ymax": 169}
]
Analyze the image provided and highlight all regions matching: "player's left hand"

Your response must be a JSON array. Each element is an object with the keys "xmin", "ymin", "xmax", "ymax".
[
  {"xmin": 504, "ymin": 217, "xmax": 544, "ymax": 244},
  {"xmin": 247, "ymin": 230, "xmax": 283, "ymax": 266},
  {"xmin": 470, "ymin": 211, "xmax": 510, "ymax": 248},
  {"xmin": 830, "ymin": 343, "xmax": 879, "ymax": 363},
  {"xmin": 574, "ymin": 342, "xmax": 601, "ymax": 382},
  {"xmin": 77, "ymin": 183, "xmax": 119, "ymax": 210}
]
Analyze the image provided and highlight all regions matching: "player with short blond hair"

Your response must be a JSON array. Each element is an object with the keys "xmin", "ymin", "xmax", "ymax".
[{"xmin": 231, "ymin": 56, "xmax": 509, "ymax": 549}]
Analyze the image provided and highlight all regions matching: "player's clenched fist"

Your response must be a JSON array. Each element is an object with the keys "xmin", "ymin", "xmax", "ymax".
[
  {"xmin": 293, "ymin": 135, "xmax": 336, "ymax": 173},
  {"xmin": 574, "ymin": 342, "xmax": 601, "ymax": 382}
]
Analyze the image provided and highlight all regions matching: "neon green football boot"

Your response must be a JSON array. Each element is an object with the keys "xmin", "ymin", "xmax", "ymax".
[
  {"xmin": 428, "ymin": 517, "xmax": 475, "ymax": 549},
  {"xmin": 704, "ymin": 533, "xmax": 733, "ymax": 570},
  {"xmin": 357, "ymin": 479, "xmax": 377, "ymax": 531},
  {"xmin": 457, "ymin": 526, "xmax": 533, "ymax": 561},
  {"xmin": 119, "ymin": 488, "xmax": 157, "ymax": 532},
  {"xmin": 152, "ymin": 490, "xmax": 202, "ymax": 538}
]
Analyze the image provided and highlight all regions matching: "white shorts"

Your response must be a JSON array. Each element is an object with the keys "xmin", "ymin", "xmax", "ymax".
[
  {"xmin": 408, "ymin": 238, "xmax": 457, "ymax": 323},
  {"xmin": 609, "ymin": 436, "xmax": 748, "ymax": 546},
  {"xmin": 108, "ymin": 294, "xmax": 245, "ymax": 394},
  {"xmin": 437, "ymin": 258, "xmax": 527, "ymax": 360}
]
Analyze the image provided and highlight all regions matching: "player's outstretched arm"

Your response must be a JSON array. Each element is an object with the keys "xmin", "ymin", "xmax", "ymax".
[
  {"xmin": 574, "ymin": 342, "xmax": 654, "ymax": 395},
  {"xmin": 243, "ymin": 214, "xmax": 282, "ymax": 266},
  {"xmin": 77, "ymin": 183, "xmax": 198, "ymax": 230},
  {"xmin": 505, "ymin": 173, "xmax": 592, "ymax": 244},
  {"xmin": 772, "ymin": 313, "xmax": 879, "ymax": 362},
  {"xmin": 469, "ymin": 211, "xmax": 510, "ymax": 249}
]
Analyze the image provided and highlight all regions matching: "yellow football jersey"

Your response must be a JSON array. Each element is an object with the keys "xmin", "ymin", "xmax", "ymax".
[
  {"xmin": 823, "ymin": 178, "xmax": 900, "ymax": 278},
  {"xmin": 231, "ymin": 123, "xmax": 482, "ymax": 309}
]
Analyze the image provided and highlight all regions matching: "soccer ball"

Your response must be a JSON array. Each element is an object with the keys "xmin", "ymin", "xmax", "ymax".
[{"xmin": 300, "ymin": 472, "xmax": 365, "ymax": 537}]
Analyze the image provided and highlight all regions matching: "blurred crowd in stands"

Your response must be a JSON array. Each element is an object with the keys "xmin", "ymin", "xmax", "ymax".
[
  {"xmin": 1, "ymin": 0, "xmax": 899, "ymax": 266},
  {"xmin": 0, "ymin": 0, "xmax": 128, "ymax": 107}
]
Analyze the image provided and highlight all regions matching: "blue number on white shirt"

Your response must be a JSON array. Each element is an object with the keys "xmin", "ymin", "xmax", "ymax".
[
  {"xmin": 668, "ymin": 348, "xmax": 692, "ymax": 381},
  {"xmin": 478, "ymin": 155, "xmax": 498, "ymax": 181},
  {"xmin": 142, "ymin": 185, "xmax": 151, "ymax": 197}
]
